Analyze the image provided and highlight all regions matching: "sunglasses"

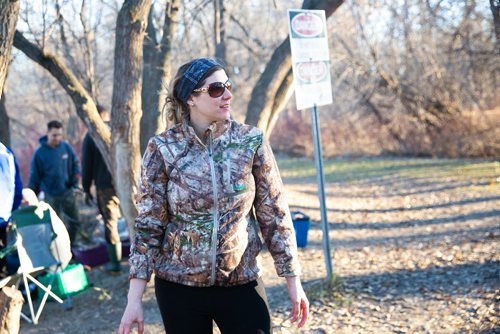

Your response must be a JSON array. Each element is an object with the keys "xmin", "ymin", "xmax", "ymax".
[{"xmin": 193, "ymin": 80, "xmax": 233, "ymax": 98}]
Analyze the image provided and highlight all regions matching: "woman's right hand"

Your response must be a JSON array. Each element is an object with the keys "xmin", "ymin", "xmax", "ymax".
[
  {"xmin": 119, "ymin": 278, "xmax": 148, "ymax": 334},
  {"xmin": 118, "ymin": 301, "xmax": 144, "ymax": 334}
]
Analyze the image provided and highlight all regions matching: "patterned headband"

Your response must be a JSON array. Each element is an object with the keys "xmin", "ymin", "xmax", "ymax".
[{"xmin": 175, "ymin": 58, "xmax": 221, "ymax": 104}]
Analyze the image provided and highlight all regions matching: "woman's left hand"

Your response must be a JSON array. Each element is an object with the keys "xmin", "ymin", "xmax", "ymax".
[{"xmin": 285, "ymin": 276, "xmax": 310, "ymax": 328}]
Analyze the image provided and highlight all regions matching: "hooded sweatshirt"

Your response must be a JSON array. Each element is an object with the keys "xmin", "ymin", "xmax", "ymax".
[{"xmin": 28, "ymin": 136, "xmax": 81, "ymax": 197}]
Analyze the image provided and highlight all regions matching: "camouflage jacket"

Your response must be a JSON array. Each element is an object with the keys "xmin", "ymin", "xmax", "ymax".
[{"xmin": 129, "ymin": 119, "xmax": 300, "ymax": 287}]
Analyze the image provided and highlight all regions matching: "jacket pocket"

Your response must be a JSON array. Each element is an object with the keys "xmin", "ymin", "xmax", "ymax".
[{"xmin": 222, "ymin": 150, "xmax": 253, "ymax": 195}]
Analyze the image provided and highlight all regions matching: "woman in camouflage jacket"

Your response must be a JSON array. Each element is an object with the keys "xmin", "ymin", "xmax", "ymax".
[{"xmin": 119, "ymin": 58, "xmax": 309, "ymax": 334}]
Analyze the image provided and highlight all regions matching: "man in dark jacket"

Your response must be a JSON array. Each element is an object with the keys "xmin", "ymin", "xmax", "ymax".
[
  {"xmin": 82, "ymin": 106, "xmax": 122, "ymax": 272},
  {"xmin": 28, "ymin": 120, "xmax": 82, "ymax": 244}
]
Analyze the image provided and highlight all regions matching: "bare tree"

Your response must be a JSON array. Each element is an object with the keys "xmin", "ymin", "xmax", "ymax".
[
  {"xmin": 0, "ymin": 0, "xmax": 20, "ymax": 145},
  {"xmin": 0, "ymin": 0, "xmax": 19, "ymax": 95},
  {"xmin": 244, "ymin": 0, "xmax": 345, "ymax": 136},
  {"xmin": 349, "ymin": 0, "xmax": 496, "ymax": 123},
  {"xmin": 111, "ymin": 0, "xmax": 151, "ymax": 232},
  {"xmin": 326, "ymin": 0, "xmax": 499, "ymax": 156},
  {"xmin": 78, "ymin": 0, "xmax": 98, "ymax": 101},
  {"xmin": 490, "ymin": 0, "xmax": 500, "ymax": 49},
  {"xmin": 213, "ymin": 0, "xmax": 226, "ymax": 62},
  {"xmin": 0, "ymin": 93, "xmax": 9, "ymax": 146},
  {"xmin": 13, "ymin": 0, "xmax": 151, "ymax": 232},
  {"xmin": 13, "ymin": 31, "xmax": 111, "ymax": 168},
  {"xmin": 140, "ymin": 0, "xmax": 180, "ymax": 153},
  {"xmin": 7, "ymin": 0, "xmax": 498, "ymax": 186}
]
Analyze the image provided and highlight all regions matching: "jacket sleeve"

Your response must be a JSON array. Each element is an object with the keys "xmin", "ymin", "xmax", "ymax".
[
  {"xmin": 252, "ymin": 135, "xmax": 301, "ymax": 277},
  {"xmin": 81, "ymin": 134, "xmax": 94, "ymax": 193},
  {"xmin": 27, "ymin": 152, "xmax": 42, "ymax": 195},
  {"xmin": 12, "ymin": 154, "xmax": 23, "ymax": 212},
  {"xmin": 129, "ymin": 138, "xmax": 169, "ymax": 281},
  {"xmin": 69, "ymin": 144, "xmax": 81, "ymax": 188}
]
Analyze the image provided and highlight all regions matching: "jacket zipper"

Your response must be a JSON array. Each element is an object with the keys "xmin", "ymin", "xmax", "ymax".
[
  {"xmin": 225, "ymin": 151, "xmax": 233, "ymax": 193},
  {"xmin": 208, "ymin": 130, "xmax": 219, "ymax": 285}
]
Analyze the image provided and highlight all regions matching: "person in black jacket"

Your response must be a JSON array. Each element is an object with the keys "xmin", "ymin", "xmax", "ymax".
[{"xmin": 82, "ymin": 106, "xmax": 122, "ymax": 272}]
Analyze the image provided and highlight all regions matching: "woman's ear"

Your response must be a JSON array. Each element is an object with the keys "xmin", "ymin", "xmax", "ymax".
[{"xmin": 187, "ymin": 96, "xmax": 194, "ymax": 107}]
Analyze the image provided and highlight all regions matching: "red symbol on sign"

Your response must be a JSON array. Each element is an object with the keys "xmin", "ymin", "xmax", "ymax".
[
  {"xmin": 291, "ymin": 13, "xmax": 323, "ymax": 37},
  {"xmin": 296, "ymin": 61, "xmax": 328, "ymax": 83}
]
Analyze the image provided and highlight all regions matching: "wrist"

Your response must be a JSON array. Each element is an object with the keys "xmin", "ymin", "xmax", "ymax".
[
  {"xmin": 127, "ymin": 289, "xmax": 143, "ymax": 303},
  {"xmin": 285, "ymin": 275, "xmax": 300, "ymax": 286},
  {"xmin": 127, "ymin": 278, "xmax": 147, "ymax": 303},
  {"xmin": 127, "ymin": 294, "xmax": 143, "ymax": 304}
]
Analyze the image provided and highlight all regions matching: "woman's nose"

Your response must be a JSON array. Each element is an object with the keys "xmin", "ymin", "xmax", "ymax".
[{"xmin": 223, "ymin": 88, "xmax": 232, "ymax": 100}]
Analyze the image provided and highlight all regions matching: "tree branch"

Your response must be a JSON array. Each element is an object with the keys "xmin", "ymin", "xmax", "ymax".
[
  {"xmin": 13, "ymin": 30, "xmax": 112, "ymax": 169},
  {"xmin": 245, "ymin": 0, "xmax": 345, "ymax": 135}
]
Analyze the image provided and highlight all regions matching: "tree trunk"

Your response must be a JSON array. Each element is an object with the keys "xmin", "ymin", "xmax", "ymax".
[
  {"xmin": 112, "ymin": 0, "xmax": 151, "ymax": 235},
  {"xmin": 245, "ymin": 39, "xmax": 292, "ymax": 131},
  {"xmin": 14, "ymin": 0, "xmax": 152, "ymax": 236},
  {"xmin": 214, "ymin": 0, "xmax": 226, "ymax": 62},
  {"xmin": 140, "ymin": 0, "xmax": 180, "ymax": 153},
  {"xmin": 0, "ymin": 0, "xmax": 19, "ymax": 145},
  {"xmin": 0, "ymin": 286, "xmax": 23, "ymax": 334},
  {"xmin": 79, "ymin": 0, "xmax": 98, "ymax": 101},
  {"xmin": 266, "ymin": 67, "xmax": 294, "ymax": 135},
  {"xmin": 0, "ymin": 92, "xmax": 10, "ymax": 146},
  {"xmin": 490, "ymin": 0, "xmax": 500, "ymax": 50},
  {"xmin": 0, "ymin": 0, "xmax": 19, "ymax": 95},
  {"xmin": 244, "ymin": 0, "xmax": 344, "ymax": 136},
  {"xmin": 13, "ymin": 31, "xmax": 112, "ymax": 170}
]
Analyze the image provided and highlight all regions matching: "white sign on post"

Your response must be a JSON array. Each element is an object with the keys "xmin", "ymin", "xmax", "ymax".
[
  {"xmin": 288, "ymin": 9, "xmax": 334, "ymax": 282},
  {"xmin": 288, "ymin": 9, "xmax": 333, "ymax": 110}
]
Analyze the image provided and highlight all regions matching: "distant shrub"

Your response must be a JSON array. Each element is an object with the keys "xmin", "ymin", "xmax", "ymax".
[{"xmin": 270, "ymin": 107, "xmax": 499, "ymax": 158}]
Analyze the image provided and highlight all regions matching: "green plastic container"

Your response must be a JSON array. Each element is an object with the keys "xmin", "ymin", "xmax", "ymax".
[{"xmin": 38, "ymin": 263, "xmax": 89, "ymax": 300}]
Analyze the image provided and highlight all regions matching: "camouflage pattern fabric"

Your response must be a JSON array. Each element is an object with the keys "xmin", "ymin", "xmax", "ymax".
[{"xmin": 129, "ymin": 119, "xmax": 300, "ymax": 287}]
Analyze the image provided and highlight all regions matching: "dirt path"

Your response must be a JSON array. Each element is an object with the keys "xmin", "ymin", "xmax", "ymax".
[{"xmin": 21, "ymin": 158, "xmax": 499, "ymax": 333}]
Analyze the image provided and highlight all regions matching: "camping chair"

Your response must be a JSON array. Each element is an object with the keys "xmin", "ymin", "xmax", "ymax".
[{"xmin": 0, "ymin": 204, "xmax": 73, "ymax": 324}]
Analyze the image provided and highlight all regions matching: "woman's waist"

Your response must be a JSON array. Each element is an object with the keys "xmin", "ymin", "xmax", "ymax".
[{"xmin": 153, "ymin": 262, "xmax": 262, "ymax": 287}]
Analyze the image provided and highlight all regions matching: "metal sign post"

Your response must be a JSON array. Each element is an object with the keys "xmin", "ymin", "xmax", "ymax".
[
  {"xmin": 288, "ymin": 9, "xmax": 333, "ymax": 281},
  {"xmin": 310, "ymin": 104, "xmax": 333, "ymax": 281}
]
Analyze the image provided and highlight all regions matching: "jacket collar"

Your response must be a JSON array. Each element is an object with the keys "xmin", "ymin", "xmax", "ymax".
[{"xmin": 182, "ymin": 119, "xmax": 231, "ymax": 143}]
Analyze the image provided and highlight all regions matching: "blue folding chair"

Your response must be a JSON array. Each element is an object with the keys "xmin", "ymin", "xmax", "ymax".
[{"xmin": 0, "ymin": 204, "xmax": 72, "ymax": 324}]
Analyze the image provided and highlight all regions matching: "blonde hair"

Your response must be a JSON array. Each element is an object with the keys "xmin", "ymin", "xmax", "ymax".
[{"xmin": 165, "ymin": 68, "xmax": 191, "ymax": 125}]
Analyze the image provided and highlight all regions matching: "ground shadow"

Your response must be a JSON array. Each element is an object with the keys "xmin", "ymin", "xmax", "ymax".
[
  {"xmin": 293, "ymin": 180, "xmax": 491, "ymax": 199},
  {"xmin": 265, "ymin": 260, "xmax": 499, "ymax": 308},
  {"xmin": 306, "ymin": 225, "xmax": 497, "ymax": 249},
  {"xmin": 290, "ymin": 195, "xmax": 500, "ymax": 214},
  {"xmin": 327, "ymin": 209, "xmax": 500, "ymax": 230},
  {"xmin": 340, "ymin": 260, "xmax": 499, "ymax": 297}
]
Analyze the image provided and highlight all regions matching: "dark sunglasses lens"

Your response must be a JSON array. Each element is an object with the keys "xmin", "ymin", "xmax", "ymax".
[{"xmin": 208, "ymin": 82, "xmax": 226, "ymax": 97}]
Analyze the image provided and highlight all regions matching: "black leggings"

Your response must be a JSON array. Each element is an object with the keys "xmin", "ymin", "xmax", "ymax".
[{"xmin": 154, "ymin": 277, "xmax": 272, "ymax": 334}]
